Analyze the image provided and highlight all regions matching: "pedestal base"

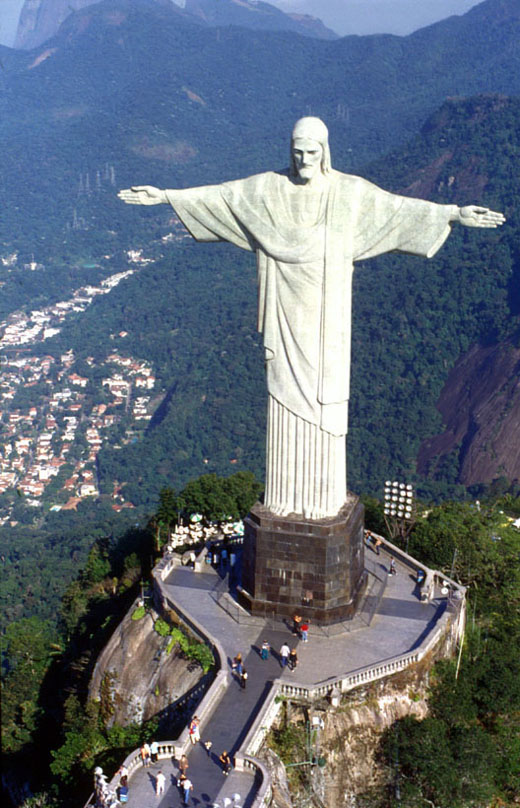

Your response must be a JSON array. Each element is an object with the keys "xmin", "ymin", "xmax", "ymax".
[{"xmin": 239, "ymin": 494, "xmax": 366, "ymax": 624}]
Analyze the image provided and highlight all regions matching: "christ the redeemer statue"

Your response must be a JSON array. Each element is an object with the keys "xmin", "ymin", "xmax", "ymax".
[{"xmin": 119, "ymin": 117, "xmax": 504, "ymax": 521}]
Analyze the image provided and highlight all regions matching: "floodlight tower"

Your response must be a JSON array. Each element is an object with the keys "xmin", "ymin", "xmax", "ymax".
[{"xmin": 383, "ymin": 481, "xmax": 415, "ymax": 550}]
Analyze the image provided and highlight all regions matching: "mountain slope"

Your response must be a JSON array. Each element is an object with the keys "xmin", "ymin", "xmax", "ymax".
[{"xmin": 13, "ymin": 0, "xmax": 337, "ymax": 49}]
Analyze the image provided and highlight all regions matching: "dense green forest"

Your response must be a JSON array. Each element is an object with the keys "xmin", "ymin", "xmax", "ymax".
[{"xmin": 2, "ymin": 481, "xmax": 519, "ymax": 806}]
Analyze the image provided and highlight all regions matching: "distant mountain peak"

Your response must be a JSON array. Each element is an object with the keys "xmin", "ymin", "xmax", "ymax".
[{"xmin": 14, "ymin": 0, "xmax": 337, "ymax": 50}]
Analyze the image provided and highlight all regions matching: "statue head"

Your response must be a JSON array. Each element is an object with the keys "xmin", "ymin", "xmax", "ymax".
[{"xmin": 290, "ymin": 117, "xmax": 332, "ymax": 181}]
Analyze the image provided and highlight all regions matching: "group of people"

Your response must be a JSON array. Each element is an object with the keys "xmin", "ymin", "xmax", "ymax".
[
  {"xmin": 291, "ymin": 614, "xmax": 309, "ymax": 642},
  {"xmin": 365, "ymin": 530, "xmax": 382, "ymax": 555},
  {"xmin": 184, "ymin": 717, "xmax": 236, "ymax": 798},
  {"xmin": 177, "ymin": 754, "xmax": 193, "ymax": 806},
  {"xmin": 116, "ymin": 615, "xmax": 315, "ymax": 804},
  {"xmin": 139, "ymin": 740, "xmax": 160, "ymax": 768},
  {"xmin": 365, "ymin": 530, "xmax": 397, "ymax": 575}
]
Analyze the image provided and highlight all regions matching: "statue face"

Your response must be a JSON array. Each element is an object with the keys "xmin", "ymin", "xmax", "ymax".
[{"xmin": 292, "ymin": 137, "xmax": 323, "ymax": 182}]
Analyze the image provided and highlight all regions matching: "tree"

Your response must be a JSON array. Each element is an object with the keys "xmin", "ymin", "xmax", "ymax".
[{"xmin": 1, "ymin": 617, "xmax": 61, "ymax": 754}]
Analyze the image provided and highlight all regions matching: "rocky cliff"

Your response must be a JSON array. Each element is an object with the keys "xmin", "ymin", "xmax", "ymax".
[
  {"xmin": 262, "ymin": 668, "xmax": 431, "ymax": 808},
  {"xmin": 89, "ymin": 604, "xmax": 205, "ymax": 727},
  {"xmin": 417, "ymin": 341, "xmax": 520, "ymax": 487},
  {"xmin": 14, "ymin": 0, "xmax": 95, "ymax": 49}
]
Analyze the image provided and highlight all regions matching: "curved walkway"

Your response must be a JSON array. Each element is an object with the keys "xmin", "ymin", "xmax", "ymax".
[{"xmin": 122, "ymin": 546, "xmax": 455, "ymax": 807}]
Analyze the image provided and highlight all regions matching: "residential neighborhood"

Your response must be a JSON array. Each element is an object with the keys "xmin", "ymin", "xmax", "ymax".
[{"xmin": 0, "ymin": 263, "xmax": 161, "ymax": 525}]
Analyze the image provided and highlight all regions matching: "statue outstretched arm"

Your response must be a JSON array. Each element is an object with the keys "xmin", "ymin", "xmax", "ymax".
[
  {"xmin": 118, "ymin": 186, "xmax": 168, "ymax": 205},
  {"xmin": 450, "ymin": 205, "xmax": 506, "ymax": 228}
]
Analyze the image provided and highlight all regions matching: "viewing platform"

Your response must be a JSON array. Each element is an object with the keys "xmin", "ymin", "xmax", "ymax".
[{"xmin": 109, "ymin": 537, "xmax": 464, "ymax": 808}]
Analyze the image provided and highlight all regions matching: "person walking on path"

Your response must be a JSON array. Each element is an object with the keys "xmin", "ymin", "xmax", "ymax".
[
  {"xmin": 181, "ymin": 777, "xmax": 193, "ymax": 805},
  {"xmin": 204, "ymin": 740, "xmax": 213, "ymax": 757},
  {"xmin": 150, "ymin": 740, "xmax": 159, "ymax": 764},
  {"xmin": 179, "ymin": 754, "xmax": 189, "ymax": 777},
  {"xmin": 292, "ymin": 614, "xmax": 302, "ymax": 637},
  {"xmin": 155, "ymin": 770, "xmax": 165, "ymax": 796},
  {"xmin": 232, "ymin": 653, "xmax": 243, "ymax": 679},
  {"xmin": 300, "ymin": 621, "xmax": 309, "ymax": 642},
  {"xmin": 288, "ymin": 648, "xmax": 298, "ymax": 671},
  {"xmin": 388, "ymin": 557, "xmax": 397, "ymax": 576},
  {"xmin": 240, "ymin": 667, "xmax": 248, "ymax": 689},
  {"xmin": 188, "ymin": 716, "xmax": 200, "ymax": 745},
  {"xmin": 261, "ymin": 640, "xmax": 270, "ymax": 660},
  {"xmin": 219, "ymin": 750, "xmax": 232, "ymax": 776},
  {"xmin": 280, "ymin": 642, "xmax": 290, "ymax": 668},
  {"xmin": 140, "ymin": 742, "xmax": 151, "ymax": 767}
]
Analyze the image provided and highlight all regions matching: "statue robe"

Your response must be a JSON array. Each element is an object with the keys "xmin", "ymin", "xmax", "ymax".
[{"xmin": 165, "ymin": 170, "xmax": 453, "ymax": 518}]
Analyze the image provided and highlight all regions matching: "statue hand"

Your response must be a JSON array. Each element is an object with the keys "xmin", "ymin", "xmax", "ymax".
[
  {"xmin": 459, "ymin": 205, "xmax": 506, "ymax": 228},
  {"xmin": 117, "ymin": 186, "xmax": 167, "ymax": 205}
]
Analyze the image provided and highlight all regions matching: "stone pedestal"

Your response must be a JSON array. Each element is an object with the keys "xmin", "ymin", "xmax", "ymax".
[{"xmin": 239, "ymin": 494, "xmax": 366, "ymax": 624}]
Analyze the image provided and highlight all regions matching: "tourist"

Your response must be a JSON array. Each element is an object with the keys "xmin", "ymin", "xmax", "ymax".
[
  {"xmin": 389, "ymin": 557, "xmax": 397, "ymax": 576},
  {"xmin": 288, "ymin": 648, "xmax": 298, "ymax": 671},
  {"xmin": 204, "ymin": 740, "xmax": 213, "ymax": 757},
  {"xmin": 280, "ymin": 642, "xmax": 290, "ymax": 668},
  {"xmin": 374, "ymin": 536, "xmax": 382, "ymax": 556},
  {"xmin": 240, "ymin": 667, "xmax": 248, "ymax": 689},
  {"xmin": 155, "ymin": 770, "xmax": 165, "ymax": 796},
  {"xmin": 300, "ymin": 621, "xmax": 309, "ymax": 642},
  {"xmin": 117, "ymin": 764, "xmax": 128, "ymax": 787},
  {"xmin": 179, "ymin": 754, "xmax": 189, "ymax": 777},
  {"xmin": 292, "ymin": 614, "xmax": 302, "ymax": 637},
  {"xmin": 260, "ymin": 640, "xmax": 270, "ymax": 660},
  {"xmin": 188, "ymin": 716, "xmax": 200, "ymax": 744},
  {"xmin": 140, "ymin": 742, "xmax": 151, "ymax": 767},
  {"xmin": 219, "ymin": 750, "xmax": 232, "ymax": 776},
  {"xmin": 232, "ymin": 652, "xmax": 243, "ymax": 676},
  {"xmin": 150, "ymin": 740, "xmax": 159, "ymax": 764},
  {"xmin": 182, "ymin": 776, "xmax": 193, "ymax": 805}
]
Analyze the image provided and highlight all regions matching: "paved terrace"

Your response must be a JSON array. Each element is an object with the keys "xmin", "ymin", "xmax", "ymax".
[{"xmin": 120, "ymin": 545, "xmax": 457, "ymax": 808}]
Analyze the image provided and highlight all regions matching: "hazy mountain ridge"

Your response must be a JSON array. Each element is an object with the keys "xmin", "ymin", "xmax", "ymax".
[
  {"xmin": 2, "ymin": 0, "xmax": 520, "ymax": 261},
  {"xmin": 13, "ymin": 0, "xmax": 337, "ymax": 50}
]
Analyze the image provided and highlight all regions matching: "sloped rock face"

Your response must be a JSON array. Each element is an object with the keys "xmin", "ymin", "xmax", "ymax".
[
  {"xmin": 266, "ymin": 649, "xmax": 448, "ymax": 808},
  {"xmin": 417, "ymin": 341, "xmax": 520, "ymax": 486},
  {"xmin": 89, "ymin": 607, "xmax": 203, "ymax": 727},
  {"xmin": 319, "ymin": 687, "xmax": 428, "ymax": 807},
  {"xmin": 15, "ymin": 0, "xmax": 95, "ymax": 49}
]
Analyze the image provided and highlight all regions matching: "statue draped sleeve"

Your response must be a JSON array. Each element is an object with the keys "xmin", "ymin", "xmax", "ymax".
[
  {"xmin": 165, "ymin": 172, "xmax": 455, "ymax": 436},
  {"xmin": 164, "ymin": 182, "xmax": 256, "ymax": 251}
]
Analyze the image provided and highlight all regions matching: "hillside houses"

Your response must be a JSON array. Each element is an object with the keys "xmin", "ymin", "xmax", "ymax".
[
  {"xmin": 0, "ymin": 342, "xmax": 158, "ymax": 523},
  {"xmin": 0, "ymin": 255, "xmax": 163, "ymax": 523}
]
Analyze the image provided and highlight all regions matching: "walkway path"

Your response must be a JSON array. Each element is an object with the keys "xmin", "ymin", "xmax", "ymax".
[{"xmin": 123, "ymin": 547, "xmax": 447, "ymax": 807}]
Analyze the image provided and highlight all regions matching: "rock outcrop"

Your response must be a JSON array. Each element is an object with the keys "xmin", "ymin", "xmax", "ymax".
[
  {"xmin": 417, "ymin": 341, "xmax": 520, "ymax": 486},
  {"xmin": 15, "ymin": 0, "xmax": 94, "ymax": 49},
  {"xmin": 89, "ymin": 605, "xmax": 204, "ymax": 727},
  {"xmin": 264, "ymin": 648, "xmax": 448, "ymax": 808}
]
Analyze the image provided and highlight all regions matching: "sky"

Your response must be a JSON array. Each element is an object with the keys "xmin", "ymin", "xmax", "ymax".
[
  {"xmin": 274, "ymin": 0, "xmax": 482, "ymax": 36},
  {"xmin": 0, "ymin": 0, "xmax": 483, "ymax": 47}
]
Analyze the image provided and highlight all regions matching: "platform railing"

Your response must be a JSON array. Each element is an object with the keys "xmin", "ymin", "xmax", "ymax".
[{"xmin": 88, "ymin": 538, "xmax": 465, "ymax": 807}]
